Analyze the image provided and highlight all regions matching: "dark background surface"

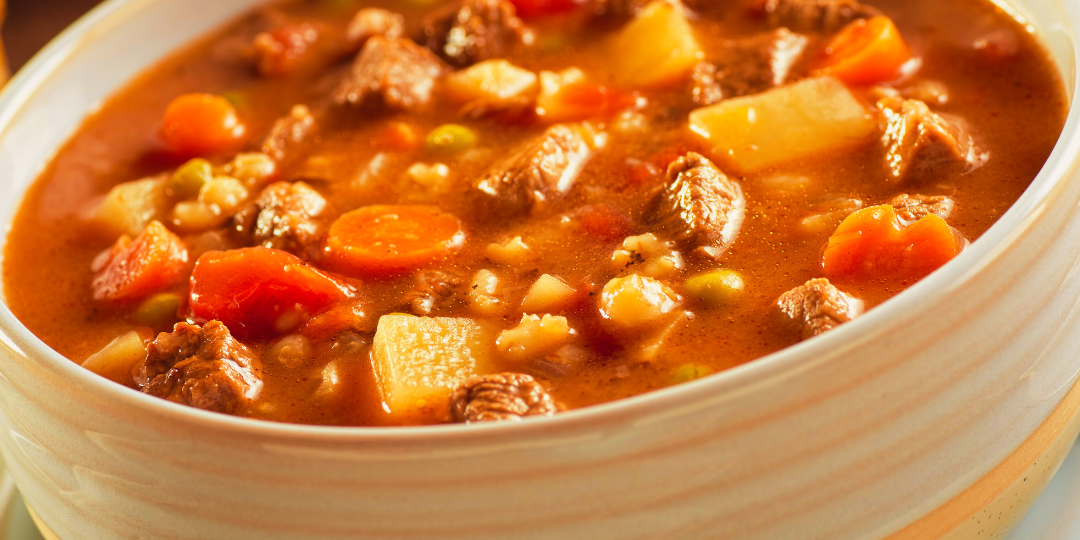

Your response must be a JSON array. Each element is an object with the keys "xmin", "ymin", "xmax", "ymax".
[{"xmin": 6, "ymin": 0, "xmax": 105, "ymax": 72}]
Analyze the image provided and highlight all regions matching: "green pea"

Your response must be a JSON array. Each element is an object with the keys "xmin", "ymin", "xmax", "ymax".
[
  {"xmin": 220, "ymin": 91, "xmax": 247, "ymax": 109},
  {"xmin": 425, "ymin": 124, "xmax": 478, "ymax": 156},
  {"xmin": 684, "ymin": 269, "xmax": 745, "ymax": 308},
  {"xmin": 169, "ymin": 158, "xmax": 213, "ymax": 199},
  {"xmin": 134, "ymin": 293, "xmax": 182, "ymax": 329},
  {"xmin": 538, "ymin": 35, "xmax": 570, "ymax": 54},
  {"xmin": 671, "ymin": 364, "xmax": 713, "ymax": 384}
]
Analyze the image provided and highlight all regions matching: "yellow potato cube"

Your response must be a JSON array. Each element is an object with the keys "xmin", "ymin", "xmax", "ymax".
[
  {"xmin": 82, "ymin": 330, "xmax": 149, "ymax": 386},
  {"xmin": 689, "ymin": 76, "xmax": 877, "ymax": 173},
  {"xmin": 496, "ymin": 314, "xmax": 576, "ymax": 363},
  {"xmin": 610, "ymin": 1, "xmax": 703, "ymax": 88},
  {"xmin": 371, "ymin": 314, "xmax": 496, "ymax": 416},
  {"xmin": 92, "ymin": 175, "xmax": 170, "ymax": 238},
  {"xmin": 520, "ymin": 274, "xmax": 577, "ymax": 313},
  {"xmin": 446, "ymin": 59, "xmax": 538, "ymax": 106}
]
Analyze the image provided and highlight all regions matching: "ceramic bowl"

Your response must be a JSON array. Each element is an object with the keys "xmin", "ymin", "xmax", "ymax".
[{"xmin": 1, "ymin": 0, "xmax": 1079, "ymax": 538}]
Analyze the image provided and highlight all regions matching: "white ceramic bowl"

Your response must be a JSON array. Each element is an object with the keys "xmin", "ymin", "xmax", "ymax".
[{"xmin": 1, "ymin": 0, "xmax": 1079, "ymax": 538}]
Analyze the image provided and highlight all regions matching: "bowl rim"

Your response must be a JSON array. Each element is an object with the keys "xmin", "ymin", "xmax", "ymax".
[{"xmin": 0, "ymin": 0, "xmax": 1078, "ymax": 443}]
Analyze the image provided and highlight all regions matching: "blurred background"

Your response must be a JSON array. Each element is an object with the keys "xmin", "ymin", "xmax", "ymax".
[{"xmin": 5, "ymin": 0, "xmax": 103, "ymax": 73}]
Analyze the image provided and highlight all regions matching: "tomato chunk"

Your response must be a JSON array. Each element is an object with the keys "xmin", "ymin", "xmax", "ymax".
[
  {"xmin": 325, "ymin": 205, "xmax": 466, "ymax": 277},
  {"xmin": 539, "ymin": 82, "xmax": 640, "ymax": 123},
  {"xmin": 92, "ymin": 221, "xmax": 189, "ymax": 302},
  {"xmin": 822, "ymin": 205, "xmax": 962, "ymax": 280},
  {"xmin": 817, "ymin": 16, "xmax": 912, "ymax": 85},
  {"xmin": 161, "ymin": 93, "xmax": 247, "ymax": 156},
  {"xmin": 510, "ymin": 0, "xmax": 579, "ymax": 18},
  {"xmin": 189, "ymin": 247, "xmax": 355, "ymax": 339}
]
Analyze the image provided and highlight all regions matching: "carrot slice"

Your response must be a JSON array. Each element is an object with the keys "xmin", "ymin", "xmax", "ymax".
[
  {"xmin": 161, "ymin": 93, "xmax": 247, "ymax": 156},
  {"xmin": 189, "ymin": 247, "xmax": 355, "ymax": 339},
  {"xmin": 822, "ymin": 205, "xmax": 962, "ymax": 280},
  {"xmin": 817, "ymin": 16, "xmax": 912, "ymax": 85},
  {"xmin": 91, "ymin": 221, "xmax": 189, "ymax": 301},
  {"xmin": 325, "ymin": 205, "xmax": 466, "ymax": 277}
]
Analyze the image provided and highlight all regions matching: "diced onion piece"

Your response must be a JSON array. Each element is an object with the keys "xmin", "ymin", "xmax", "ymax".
[
  {"xmin": 268, "ymin": 334, "xmax": 313, "ymax": 368},
  {"xmin": 609, "ymin": 1, "xmax": 703, "ymax": 88},
  {"xmin": 689, "ymin": 76, "xmax": 877, "ymax": 174},
  {"xmin": 314, "ymin": 361, "xmax": 343, "ymax": 400},
  {"xmin": 611, "ymin": 233, "xmax": 684, "ymax": 278},
  {"xmin": 371, "ymin": 314, "xmax": 496, "ymax": 417},
  {"xmin": 82, "ymin": 330, "xmax": 150, "ymax": 385},
  {"xmin": 496, "ymin": 314, "xmax": 576, "ymax": 363}
]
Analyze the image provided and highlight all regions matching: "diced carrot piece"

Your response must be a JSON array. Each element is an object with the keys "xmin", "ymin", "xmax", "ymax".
[
  {"xmin": 817, "ymin": 16, "xmax": 912, "ymax": 85},
  {"xmin": 189, "ymin": 247, "xmax": 355, "ymax": 339},
  {"xmin": 325, "ymin": 205, "xmax": 466, "ymax": 277},
  {"xmin": 91, "ymin": 221, "xmax": 189, "ymax": 302},
  {"xmin": 377, "ymin": 121, "xmax": 420, "ymax": 152},
  {"xmin": 539, "ymin": 82, "xmax": 639, "ymax": 122},
  {"xmin": 161, "ymin": 93, "xmax": 247, "ymax": 156},
  {"xmin": 822, "ymin": 205, "xmax": 962, "ymax": 280}
]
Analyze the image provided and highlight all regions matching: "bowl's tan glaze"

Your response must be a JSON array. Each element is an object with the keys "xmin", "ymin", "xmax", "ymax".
[{"xmin": 0, "ymin": 0, "xmax": 1079, "ymax": 538}]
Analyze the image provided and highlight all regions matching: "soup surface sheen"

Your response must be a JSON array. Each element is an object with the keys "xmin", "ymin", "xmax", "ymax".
[{"xmin": 2, "ymin": 0, "xmax": 1068, "ymax": 426}]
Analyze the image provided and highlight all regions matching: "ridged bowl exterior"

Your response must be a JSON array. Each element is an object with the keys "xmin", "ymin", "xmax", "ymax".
[{"xmin": 0, "ymin": 0, "xmax": 1079, "ymax": 538}]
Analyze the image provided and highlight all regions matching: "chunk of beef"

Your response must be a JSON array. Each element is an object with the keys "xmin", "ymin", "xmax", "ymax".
[
  {"xmin": 401, "ymin": 270, "xmax": 464, "ymax": 316},
  {"xmin": 649, "ymin": 152, "xmax": 746, "ymax": 260},
  {"xmin": 234, "ymin": 181, "xmax": 328, "ymax": 260},
  {"xmin": 890, "ymin": 193, "xmax": 955, "ymax": 222},
  {"xmin": 473, "ymin": 123, "xmax": 601, "ymax": 218},
  {"xmin": 750, "ymin": 0, "xmax": 881, "ymax": 32},
  {"xmin": 449, "ymin": 373, "xmax": 560, "ymax": 423},
  {"xmin": 775, "ymin": 278, "xmax": 863, "ymax": 341},
  {"xmin": 877, "ymin": 96, "xmax": 986, "ymax": 183},
  {"xmin": 260, "ymin": 104, "xmax": 316, "ymax": 163},
  {"xmin": 704, "ymin": 28, "xmax": 810, "ymax": 100},
  {"xmin": 134, "ymin": 321, "xmax": 263, "ymax": 415},
  {"xmin": 421, "ymin": 0, "xmax": 534, "ymax": 67},
  {"xmin": 333, "ymin": 37, "xmax": 449, "ymax": 112},
  {"xmin": 345, "ymin": 8, "xmax": 405, "ymax": 52},
  {"xmin": 253, "ymin": 24, "xmax": 320, "ymax": 77}
]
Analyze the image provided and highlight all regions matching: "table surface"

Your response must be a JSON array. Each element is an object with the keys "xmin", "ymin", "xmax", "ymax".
[{"xmin": 4, "ymin": 0, "xmax": 104, "ymax": 73}]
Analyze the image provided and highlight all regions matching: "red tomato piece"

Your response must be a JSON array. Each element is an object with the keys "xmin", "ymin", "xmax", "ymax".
[
  {"xmin": 822, "ymin": 205, "xmax": 962, "ymax": 281},
  {"xmin": 91, "ymin": 221, "xmax": 189, "ymax": 302},
  {"xmin": 189, "ymin": 247, "xmax": 355, "ymax": 339},
  {"xmin": 578, "ymin": 204, "xmax": 635, "ymax": 243},
  {"xmin": 510, "ymin": 0, "xmax": 579, "ymax": 18}
]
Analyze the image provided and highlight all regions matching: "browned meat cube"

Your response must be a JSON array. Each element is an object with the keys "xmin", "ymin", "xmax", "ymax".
[
  {"xmin": 260, "ymin": 104, "xmax": 316, "ymax": 163},
  {"xmin": 234, "ymin": 181, "xmax": 328, "ymax": 260},
  {"xmin": 649, "ymin": 152, "xmax": 746, "ymax": 260},
  {"xmin": 775, "ymin": 278, "xmax": 863, "ymax": 340},
  {"xmin": 421, "ymin": 0, "xmax": 534, "ymax": 67},
  {"xmin": 135, "ymin": 321, "xmax": 263, "ymax": 415},
  {"xmin": 333, "ymin": 37, "xmax": 449, "ymax": 112},
  {"xmin": 719, "ymin": 28, "xmax": 810, "ymax": 98},
  {"xmin": 345, "ymin": 8, "xmax": 405, "ymax": 52},
  {"xmin": 878, "ymin": 96, "xmax": 985, "ymax": 183},
  {"xmin": 450, "ymin": 373, "xmax": 561, "ymax": 423},
  {"xmin": 750, "ymin": 0, "xmax": 881, "ymax": 32},
  {"xmin": 473, "ymin": 123, "xmax": 599, "ymax": 218},
  {"xmin": 890, "ymin": 193, "xmax": 955, "ymax": 222},
  {"xmin": 401, "ymin": 270, "xmax": 464, "ymax": 316}
]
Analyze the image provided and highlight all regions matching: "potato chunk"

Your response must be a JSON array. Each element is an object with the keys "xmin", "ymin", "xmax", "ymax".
[
  {"xmin": 689, "ymin": 76, "xmax": 876, "ymax": 173},
  {"xmin": 92, "ymin": 176, "xmax": 171, "ymax": 238},
  {"xmin": 446, "ymin": 59, "xmax": 538, "ymax": 111},
  {"xmin": 371, "ymin": 314, "xmax": 496, "ymax": 416},
  {"xmin": 82, "ymin": 330, "xmax": 149, "ymax": 386},
  {"xmin": 610, "ymin": 1, "xmax": 703, "ymax": 88}
]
